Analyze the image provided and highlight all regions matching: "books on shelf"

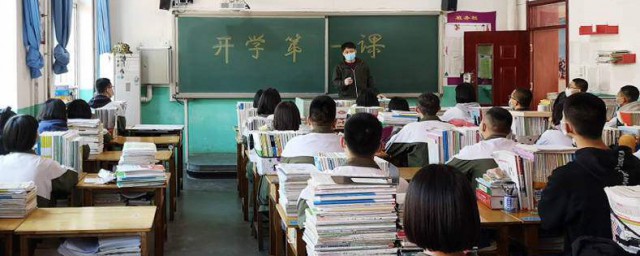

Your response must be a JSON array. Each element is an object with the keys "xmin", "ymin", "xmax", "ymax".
[
  {"xmin": 37, "ymin": 130, "xmax": 83, "ymax": 172},
  {"xmin": 0, "ymin": 182, "xmax": 37, "ymax": 218},
  {"xmin": 603, "ymin": 127, "xmax": 622, "ymax": 146},
  {"xmin": 277, "ymin": 164, "xmax": 318, "ymax": 221},
  {"xmin": 605, "ymin": 185, "xmax": 640, "ymax": 254},
  {"xmin": 302, "ymin": 172, "xmax": 398, "ymax": 255},
  {"xmin": 119, "ymin": 142, "xmax": 157, "ymax": 165},
  {"xmin": 426, "ymin": 127, "xmax": 481, "ymax": 163},
  {"xmin": 115, "ymin": 165, "xmax": 166, "ymax": 188},
  {"xmin": 314, "ymin": 152, "xmax": 390, "ymax": 175},
  {"xmin": 68, "ymin": 119, "xmax": 105, "ymax": 155},
  {"xmin": 378, "ymin": 111, "xmax": 419, "ymax": 126},
  {"xmin": 250, "ymin": 131, "xmax": 308, "ymax": 158}
]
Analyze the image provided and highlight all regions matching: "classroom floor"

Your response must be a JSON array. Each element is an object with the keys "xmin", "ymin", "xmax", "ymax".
[{"xmin": 165, "ymin": 173, "xmax": 268, "ymax": 255}]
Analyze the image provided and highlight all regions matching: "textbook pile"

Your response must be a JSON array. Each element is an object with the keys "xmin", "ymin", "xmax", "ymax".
[
  {"xmin": 0, "ymin": 182, "xmax": 37, "ymax": 218},
  {"xmin": 352, "ymin": 106, "xmax": 383, "ymax": 116},
  {"xmin": 396, "ymin": 193, "xmax": 421, "ymax": 254},
  {"xmin": 236, "ymin": 101, "xmax": 256, "ymax": 129},
  {"xmin": 378, "ymin": 111, "xmax": 419, "ymax": 126},
  {"xmin": 302, "ymin": 172, "xmax": 399, "ymax": 255},
  {"xmin": 93, "ymin": 193, "xmax": 126, "ymax": 206},
  {"xmin": 58, "ymin": 236, "xmax": 141, "ymax": 256},
  {"xmin": 618, "ymin": 111, "xmax": 640, "ymax": 126},
  {"xmin": 68, "ymin": 119, "xmax": 104, "ymax": 154},
  {"xmin": 603, "ymin": 127, "xmax": 622, "ymax": 146},
  {"xmin": 335, "ymin": 100, "xmax": 356, "ymax": 130},
  {"xmin": 605, "ymin": 185, "xmax": 640, "ymax": 254},
  {"xmin": 277, "ymin": 164, "xmax": 317, "ymax": 220},
  {"xmin": 115, "ymin": 165, "xmax": 166, "ymax": 188},
  {"xmin": 511, "ymin": 111, "xmax": 551, "ymax": 144},
  {"xmin": 251, "ymin": 131, "xmax": 308, "ymax": 158},
  {"xmin": 244, "ymin": 116, "xmax": 272, "ymax": 134},
  {"xmin": 118, "ymin": 142, "xmax": 157, "ymax": 165},
  {"xmin": 38, "ymin": 130, "xmax": 83, "ymax": 172},
  {"xmin": 314, "ymin": 152, "xmax": 390, "ymax": 174},
  {"xmin": 426, "ymin": 127, "xmax": 481, "ymax": 163}
]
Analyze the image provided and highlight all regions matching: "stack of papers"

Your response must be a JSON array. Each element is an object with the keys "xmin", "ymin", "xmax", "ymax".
[
  {"xmin": 98, "ymin": 236, "xmax": 141, "ymax": 255},
  {"xmin": 119, "ymin": 142, "xmax": 157, "ymax": 165},
  {"xmin": 377, "ymin": 111, "xmax": 419, "ymax": 126},
  {"xmin": 115, "ymin": 165, "xmax": 166, "ymax": 188},
  {"xmin": 38, "ymin": 130, "xmax": 83, "ymax": 172},
  {"xmin": 58, "ymin": 238, "xmax": 99, "ymax": 256},
  {"xmin": 302, "ymin": 172, "xmax": 398, "ymax": 255},
  {"xmin": 0, "ymin": 182, "xmax": 37, "ymax": 218},
  {"xmin": 277, "ymin": 164, "xmax": 317, "ymax": 219},
  {"xmin": 605, "ymin": 185, "xmax": 640, "ymax": 254},
  {"xmin": 68, "ymin": 119, "xmax": 104, "ymax": 155}
]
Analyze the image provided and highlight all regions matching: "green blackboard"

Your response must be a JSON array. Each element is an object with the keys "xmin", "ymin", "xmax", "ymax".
[
  {"xmin": 328, "ymin": 15, "xmax": 440, "ymax": 94},
  {"xmin": 177, "ymin": 17, "xmax": 325, "ymax": 93}
]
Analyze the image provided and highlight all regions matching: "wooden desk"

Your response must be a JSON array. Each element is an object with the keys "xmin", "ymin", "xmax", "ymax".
[
  {"xmin": 241, "ymin": 149, "xmax": 251, "ymax": 222},
  {"xmin": 399, "ymin": 167, "xmax": 420, "ymax": 181},
  {"xmin": 506, "ymin": 211, "xmax": 550, "ymax": 256},
  {"xmin": 477, "ymin": 202, "xmax": 522, "ymax": 256},
  {"xmin": 0, "ymin": 219, "xmax": 24, "ymax": 256},
  {"xmin": 86, "ymin": 151, "xmax": 176, "ymax": 221},
  {"xmin": 15, "ymin": 207, "xmax": 156, "ymax": 256},
  {"xmin": 267, "ymin": 176, "xmax": 306, "ymax": 256},
  {"xmin": 77, "ymin": 173, "xmax": 170, "ymax": 256}
]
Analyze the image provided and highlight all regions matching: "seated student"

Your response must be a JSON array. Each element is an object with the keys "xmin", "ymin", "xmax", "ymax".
[
  {"xmin": 355, "ymin": 88, "xmax": 380, "ymax": 107},
  {"xmin": 441, "ymin": 83, "xmax": 480, "ymax": 123},
  {"xmin": 386, "ymin": 93, "xmax": 455, "ymax": 167},
  {"xmin": 447, "ymin": 107, "xmax": 517, "ymax": 186},
  {"xmin": 606, "ymin": 85, "xmax": 640, "ymax": 127},
  {"xmin": 66, "ymin": 99, "xmax": 93, "ymax": 119},
  {"xmin": 281, "ymin": 96, "xmax": 343, "ymax": 164},
  {"xmin": 536, "ymin": 94, "xmax": 574, "ymax": 147},
  {"xmin": 0, "ymin": 115, "xmax": 78, "ymax": 207},
  {"xmin": 404, "ymin": 164, "xmax": 480, "ymax": 256},
  {"xmin": 538, "ymin": 93, "xmax": 640, "ymax": 253},
  {"xmin": 509, "ymin": 87, "xmax": 533, "ymax": 111},
  {"xmin": 252, "ymin": 89, "xmax": 264, "ymax": 109},
  {"xmin": 0, "ymin": 107, "xmax": 16, "ymax": 156},
  {"xmin": 256, "ymin": 88, "xmax": 282, "ymax": 118},
  {"xmin": 88, "ymin": 78, "xmax": 113, "ymax": 109},
  {"xmin": 271, "ymin": 101, "xmax": 302, "ymax": 131},
  {"xmin": 387, "ymin": 97, "xmax": 410, "ymax": 112},
  {"xmin": 38, "ymin": 99, "xmax": 68, "ymax": 133},
  {"xmin": 565, "ymin": 78, "xmax": 588, "ymax": 97}
]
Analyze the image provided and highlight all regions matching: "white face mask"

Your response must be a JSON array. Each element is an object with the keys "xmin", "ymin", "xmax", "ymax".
[{"xmin": 565, "ymin": 88, "xmax": 579, "ymax": 97}]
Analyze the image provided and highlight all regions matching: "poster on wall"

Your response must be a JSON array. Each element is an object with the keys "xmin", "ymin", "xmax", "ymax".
[{"xmin": 444, "ymin": 11, "xmax": 496, "ymax": 86}]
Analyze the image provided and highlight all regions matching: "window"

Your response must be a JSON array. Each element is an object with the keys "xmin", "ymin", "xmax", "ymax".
[{"xmin": 52, "ymin": 2, "xmax": 78, "ymax": 100}]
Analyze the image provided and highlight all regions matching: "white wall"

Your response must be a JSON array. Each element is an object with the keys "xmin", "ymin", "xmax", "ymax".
[
  {"xmin": 569, "ymin": 0, "xmax": 640, "ymax": 94},
  {"xmin": 0, "ymin": 0, "xmax": 18, "ymax": 109},
  {"xmin": 77, "ymin": 0, "xmax": 95, "ymax": 93}
]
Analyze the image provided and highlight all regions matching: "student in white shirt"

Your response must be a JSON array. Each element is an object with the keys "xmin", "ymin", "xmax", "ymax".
[
  {"xmin": 441, "ymin": 83, "xmax": 481, "ymax": 123},
  {"xmin": 447, "ymin": 107, "xmax": 517, "ymax": 186},
  {"xmin": 0, "ymin": 115, "xmax": 77, "ymax": 207},
  {"xmin": 281, "ymin": 96, "xmax": 343, "ymax": 164},
  {"xmin": 537, "ymin": 94, "xmax": 574, "ymax": 147},
  {"xmin": 386, "ymin": 93, "xmax": 454, "ymax": 167},
  {"xmin": 606, "ymin": 85, "xmax": 640, "ymax": 127}
]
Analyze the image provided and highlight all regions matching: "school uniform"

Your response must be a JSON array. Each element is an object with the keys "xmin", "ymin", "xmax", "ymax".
[
  {"xmin": 606, "ymin": 101, "xmax": 640, "ymax": 127},
  {"xmin": 440, "ymin": 102, "xmax": 481, "ymax": 123},
  {"xmin": 446, "ymin": 136, "xmax": 517, "ymax": 186},
  {"xmin": 332, "ymin": 58, "xmax": 376, "ymax": 99},
  {"xmin": 0, "ymin": 153, "xmax": 78, "ymax": 206},
  {"xmin": 38, "ymin": 119, "xmax": 68, "ymax": 133},
  {"xmin": 281, "ymin": 126, "xmax": 343, "ymax": 164},
  {"xmin": 88, "ymin": 94, "xmax": 112, "ymax": 109},
  {"xmin": 385, "ymin": 115, "xmax": 455, "ymax": 167},
  {"xmin": 538, "ymin": 146, "xmax": 640, "ymax": 254},
  {"xmin": 536, "ymin": 126, "xmax": 574, "ymax": 147}
]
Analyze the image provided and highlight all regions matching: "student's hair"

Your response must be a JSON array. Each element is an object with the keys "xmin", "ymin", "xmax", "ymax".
[
  {"xmin": 563, "ymin": 93, "xmax": 607, "ymax": 140},
  {"xmin": 38, "ymin": 99, "xmax": 67, "ymax": 121},
  {"xmin": 484, "ymin": 107, "xmax": 513, "ymax": 135},
  {"xmin": 66, "ymin": 99, "xmax": 92, "ymax": 119},
  {"xmin": 387, "ymin": 97, "xmax": 410, "ymax": 112},
  {"xmin": 272, "ymin": 101, "xmax": 301, "ymax": 131},
  {"xmin": 620, "ymin": 85, "xmax": 640, "ymax": 102},
  {"xmin": 308, "ymin": 95, "xmax": 336, "ymax": 127},
  {"xmin": 455, "ymin": 83, "xmax": 476, "ymax": 103},
  {"xmin": 551, "ymin": 93, "xmax": 567, "ymax": 126},
  {"xmin": 404, "ymin": 164, "xmax": 480, "ymax": 253},
  {"xmin": 512, "ymin": 88, "xmax": 533, "ymax": 109},
  {"xmin": 344, "ymin": 113, "xmax": 382, "ymax": 157},
  {"xmin": 256, "ymin": 88, "xmax": 282, "ymax": 116},
  {"xmin": 0, "ymin": 107, "xmax": 16, "ymax": 135},
  {"xmin": 2, "ymin": 115, "xmax": 39, "ymax": 153},
  {"xmin": 252, "ymin": 89, "xmax": 264, "ymax": 108},
  {"xmin": 572, "ymin": 78, "xmax": 589, "ymax": 92},
  {"xmin": 341, "ymin": 42, "xmax": 357, "ymax": 52},
  {"xmin": 417, "ymin": 93, "xmax": 441, "ymax": 116},
  {"xmin": 95, "ymin": 78, "xmax": 112, "ymax": 94},
  {"xmin": 356, "ymin": 89, "xmax": 379, "ymax": 107}
]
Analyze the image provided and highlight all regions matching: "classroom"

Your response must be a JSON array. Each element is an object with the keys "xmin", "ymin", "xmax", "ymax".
[{"xmin": 2, "ymin": 0, "xmax": 640, "ymax": 255}]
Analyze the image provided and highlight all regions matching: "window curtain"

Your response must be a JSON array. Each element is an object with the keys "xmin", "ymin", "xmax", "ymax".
[
  {"xmin": 96, "ymin": 0, "xmax": 111, "ymax": 55},
  {"xmin": 22, "ymin": 0, "xmax": 44, "ymax": 79},
  {"xmin": 52, "ymin": 0, "xmax": 72, "ymax": 74}
]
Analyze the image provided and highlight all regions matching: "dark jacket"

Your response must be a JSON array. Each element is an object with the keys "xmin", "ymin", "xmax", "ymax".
[
  {"xmin": 332, "ymin": 58, "xmax": 376, "ymax": 98},
  {"xmin": 38, "ymin": 119, "xmax": 68, "ymax": 134},
  {"xmin": 571, "ymin": 236, "xmax": 629, "ymax": 256},
  {"xmin": 539, "ymin": 146, "xmax": 640, "ymax": 253},
  {"xmin": 88, "ymin": 94, "xmax": 112, "ymax": 109}
]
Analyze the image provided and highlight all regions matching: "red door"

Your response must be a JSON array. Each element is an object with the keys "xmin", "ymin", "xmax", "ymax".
[{"xmin": 464, "ymin": 31, "xmax": 530, "ymax": 108}]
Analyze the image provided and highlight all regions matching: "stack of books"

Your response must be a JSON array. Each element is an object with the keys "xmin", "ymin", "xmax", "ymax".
[
  {"xmin": 302, "ymin": 172, "xmax": 399, "ymax": 255},
  {"xmin": 276, "ymin": 164, "xmax": 317, "ymax": 221},
  {"xmin": 244, "ymin": 116, "xmax": 272, "ymax": 135},
  {"xmin": 603, "ymin": 127, "xmax": 622, "ymax": 146},
  {"xmin": 396, "ymin": 193, "xmax": 421, "ymax": 254},
  {"xmin": 236, "ymin": 101, "xmax": 256, "ymax": 130},
  {"xmin": 335, "ymin": 100, "xmax": 356, "ymax": 130},
  {"xmin": 314, "ymin": 152, "xmax": 390, "ymax": 174},
  {"xmin": 38, "ymin": 130, "xmax": 83, "ymax": 172},
  {"xmin": 426, "ymin": 127, "xmax": 481, "ymax": 163},
  {"xmin": 115, "ymin": 165, "xmax": 166, "ymax": 188},
  {"xmin": 93, "ymin": 193, "xmax": 126, "ymax": 206},
  {"xmin": 378, "ymin": 111, "xmax": 419, "ymax": 126},
  {"xmin": 98, "ymin": 236, "xmax": 141, "ymax": 255},
  {"xmin": 511, "ymin": 111, "xmax": 551, "ymax": 145},
  {"xmin": 605, "ymin": 185, "xmax": 640, "ymax": 254},
  {"xmin": 123, "ymin": 192, "xmax": 153, "ymax": 206},
  {"xmin": 0, "ymin": 182, "xmax": 37, "ymax": 218},
  {"xmin": 618, "ymin": 111, "xmax": 640, "ymax": 126},
  {"xmin": 295, "ymin": 98, "xmax": 313, "ymax": 118},
  {"xmin": 68, "ymin": 119, "xmax": 104, "ymax": 155},
  {"xmin": 251, "ymin": 131, "xmax": 308, "ymax": 158},
  {"xmin": 493, "ymin": 145, "xmax": 576, "ymax": 211},
  {"xmin": 352, "ymin": 106, "xmax": 383, "ymax": 116},
  {"xmin": 475, "ymin": 177, "xmax": 509, "ymax": 210},
  {"xmin": 119, "ymin": 142, "xmax": 157, "ymax": 165}
]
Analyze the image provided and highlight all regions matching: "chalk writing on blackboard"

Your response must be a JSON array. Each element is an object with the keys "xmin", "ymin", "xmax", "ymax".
[
  {"xmin": 246, "ymin": 34, "xmax": 265, "ymax": 60},
  {"xmin": 213, "ymin": 36, "xmax": 234, "ymax": 64},
  {"xmin": 358, "ymin": 34, "xmax": 386, "ymax": 59},
  {"xmin": 285, "ymin": 34, "xmax": 303, "ymax": 63}
]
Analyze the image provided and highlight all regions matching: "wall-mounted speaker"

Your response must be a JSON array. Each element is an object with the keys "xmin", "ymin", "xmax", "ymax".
[
  {"xmin": 159, "ymin": 0, "xmax": 171, "ymax": 10},
  {"xmin": 442, "ymin": 0, "xmax": 458, "ymax": 11}
]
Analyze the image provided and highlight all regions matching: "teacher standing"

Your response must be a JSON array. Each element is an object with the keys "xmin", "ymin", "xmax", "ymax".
[{"xmin": 332, "ymin": 42, "xmax": 377, "ymax": 99}]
